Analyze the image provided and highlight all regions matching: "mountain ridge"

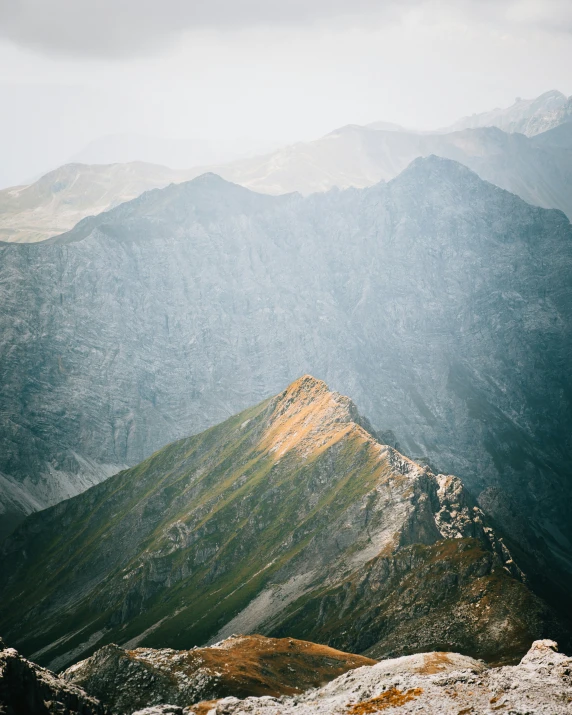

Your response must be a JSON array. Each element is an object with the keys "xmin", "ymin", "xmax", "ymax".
[
  {"xmin": 442, "ymin": 89, "xmax": 572, "ymax": 136},
  {"xmin": 0, "ymin": 160, "xmax": 196, "ymax": 244},
  {"xmin": 0, "ymin": 375, "xmax": 568, "ymax": 675},
  {"xmin": 2, "ymin": 90, "xmax": 572, "ymax": 244}
]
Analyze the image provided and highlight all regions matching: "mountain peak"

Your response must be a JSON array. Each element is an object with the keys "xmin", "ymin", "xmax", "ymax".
[
  {"xmin": 261, "ymin": 375, "xmax": 364, "ymax": 460},
  {"xmin": 391, "ymin": 154, "xmax": 478, "ymax": 186}
]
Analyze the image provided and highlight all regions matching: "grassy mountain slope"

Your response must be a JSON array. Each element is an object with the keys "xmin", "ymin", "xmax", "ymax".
[{"xmin": 0, "ymin": 377, "xmax": 566, "ymax": 672}]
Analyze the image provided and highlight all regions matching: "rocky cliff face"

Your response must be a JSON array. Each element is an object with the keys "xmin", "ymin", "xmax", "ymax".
[
  {"xmin": 0, "ymin": 378, "xmax": 567, "ymax": 673},
  {"xmin": 0, "ymin": 157, "xmax": 571, "ymax": 610},
  {"xmin": 62, "ymin": 635, "xmax": 375, "ymax": 715},
  {"xmin": 0, "ymin": 637, "xmax": 105, "ymax": 715}
]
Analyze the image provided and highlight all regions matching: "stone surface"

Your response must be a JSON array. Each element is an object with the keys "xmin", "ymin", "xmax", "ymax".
[
  {"xmin": 63, "ymin": 635, "xmax": 375, "ymax": 714},
  {"xmin": 183, "ymin": 640, "xmax": 572, "ymax": 715},
  {"xmin": 0, "ymin": 638, "xmax": 105, "ymax": 714}
]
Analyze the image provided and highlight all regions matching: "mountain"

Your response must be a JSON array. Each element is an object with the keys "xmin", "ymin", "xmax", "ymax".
[
  {"xmin": 0, "ymin": 157, "xmax": 571, "ymax": 605},
  {"xmin": 364, "ymin": 120, "xmax": 407, "ymax": 131},
  {"xmin": 3, "ymin": 100, "xmax": 572, "ymax": 246},
  {"xmin": 62, "ymin": 635, "xmax": 375, "ymax": 714},
  {"xmin": 0, "ymin": 376, "xmax": 566, "ymax": 674},
  {"xmin": 531, "ymin": 118, "xmax": 572, "ymax": 150},
  {"xmin": 70, "ymin": 134, "xmax": 286, "ymax": 175},
  {"xmin": 183, "ymin": 640, "xmax": 572, "ymax": 715},
  {"xmin": 201, "ymin": 123, "xmax": 572, "ymax": 219},
  {"xmin": 0, "ymin": 161, "xmax": 193, "ymax": 243},
  {"xmin": 443, "ymin": 90, "xmax": 572, "ymax": 136},
  {"xmin": 0, "ymin": 637, "xmax": 104, "ymax": 715}
]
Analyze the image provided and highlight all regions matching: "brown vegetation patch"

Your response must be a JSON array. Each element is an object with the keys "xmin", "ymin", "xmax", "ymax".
[
  {"xmin": 183, "ymin": 634, "xmax": 376, "ymax": 702},
  {"xmin": 347, "ymin": 687, "xmax": 423, "ymax": 713},
  {"xmin": 188, "ymin": 700, "xmax": 220, "ymax": 715},
  {"xmin": 260, "ymin": 375, "xmax": 368, "ymax": 460},
  {"xmin": 420, "ymin": 652, "xmax": 455, "ymax": 674}
]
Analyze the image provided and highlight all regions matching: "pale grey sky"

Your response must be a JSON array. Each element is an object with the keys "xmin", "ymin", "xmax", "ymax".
[{"xmin": 1, "ymin": 0, "xmax": 571, "ymax": 186}]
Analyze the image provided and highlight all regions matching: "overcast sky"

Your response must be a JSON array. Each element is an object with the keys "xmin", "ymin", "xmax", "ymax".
[{"xmin": 1, "ymin": 0, "xmax": 572, "ymax": 187}]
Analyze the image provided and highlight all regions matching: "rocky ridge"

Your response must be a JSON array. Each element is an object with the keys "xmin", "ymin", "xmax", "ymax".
[
  {"xmin": 62, "ymin": 635, "xmax": 375, "ymax": 715},
  {"xmin": 0, "ymin": 637, "xmax": 105, "ymax": 714},
  {"xmin": 0, "ymin": 377, "xmax": 567, "ymax": 672},
  {"xmin": 179, "ymin": 640, "xmax": 572, "ymax": 715},
  {"xmin": 193, "ymin": 123, "xmax": 572, "ymax": 219},
  {"xmin": 2, "ymin": 90, "xmax": 572, "ymax": 247}
]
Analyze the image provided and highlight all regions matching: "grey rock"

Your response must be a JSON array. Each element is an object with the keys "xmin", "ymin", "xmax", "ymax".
[
  {"xmin": 190, "ymin": 640, "xmax": 572, "ymax": 714},
  {"xmin": 0, "ymin": 642, "xmax": 104, "ymax": 714}
]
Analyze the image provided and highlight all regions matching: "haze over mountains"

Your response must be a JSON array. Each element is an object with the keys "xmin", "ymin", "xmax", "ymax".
[
  {"xmin": 0, "ymin": 162, "xmax": 193, "ymax": 244},
  {"xmin": 2, "ymin": 90, "xmax": 572, "ymax": 243},
  {"xmin": 203, "ymin": 121, "xmax": 572, "ymax": 215},
  {"xmin": 442, "ymin": 90, "xmax": 572, "ymax": 137},
  {"xmin": 1, "ymin": 154, "xmax": 572, "ymax": 622}
]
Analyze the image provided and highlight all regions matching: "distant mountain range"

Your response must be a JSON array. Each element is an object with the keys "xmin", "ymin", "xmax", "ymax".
[
  {"xmin": 0, "ymin": 161, "xmax": 192, "ymax": 243},
  {"xmin": 201, "ymin": 122, "xmax": 572, "ymax": 216},
  {"xmin": 1, "ymin": 376, "xmax": 567, "ymax": 674},
  {"xmin": 442, "ymin": 89, "xmax": 572, "ymax": 136},
  {"xmin": 1, "ymin": 90, "xmax": 571, "ymax": 243},
  {"xmin": 1, "ymin": 157, "xmax": 571, "ymax": 625}
]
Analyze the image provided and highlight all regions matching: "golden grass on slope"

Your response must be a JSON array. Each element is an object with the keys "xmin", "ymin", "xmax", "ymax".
[
  {"xmin": 260, "ymin": 375, "xmax": 369, "ymax": 460},
  {"xmin": 347, "ymin": 687, "xmax": 423, "ymax": 713},
  {"xmin": 146, "ymin": 634, "xmax": 377, "ymax": 712}
]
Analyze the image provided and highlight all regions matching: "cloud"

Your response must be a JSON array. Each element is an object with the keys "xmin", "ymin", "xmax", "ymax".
[
  {"xmin": 0, "ymin": 0, "xmax": 569, "ymax": 59},
  {"xmin": 0, "ymin": 0, "xmax": 416, "ymax": 58}
]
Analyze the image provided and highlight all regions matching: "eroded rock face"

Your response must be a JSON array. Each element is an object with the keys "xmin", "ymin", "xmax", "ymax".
[
  {"xmin": 0, "ymin": 638, "xmax": 105, "ymax": 715},
  {"xmin": 62, "ymin": 635, "xmax": 375, "ymax": 715},
  {"xmin": 184, "ymin": 640, "xmax": 572, "ymax": 715}
]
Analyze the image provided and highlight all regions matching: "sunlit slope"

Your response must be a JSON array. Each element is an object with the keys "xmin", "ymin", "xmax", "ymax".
[
  {"xmin": 0, "ymin": 377, "xmax": 565, "ymax": 672},
  {"xmin": 0, "ymin": 161, "xmax": 193, "ymax": 243}
]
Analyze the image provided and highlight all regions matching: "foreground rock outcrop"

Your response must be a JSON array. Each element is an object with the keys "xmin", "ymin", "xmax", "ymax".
[
  {"xmin": 0, "ymin": 637, "xmax": 104, "ymax": 714},
  {"xmin": 0, "ymin": 377, "xmax": 567, "ymax": 671},
  {"xmin": 183, "ymin": 640, "xmax": 572, "ymax": 715},
  {"xmin": 62, "ymin": 635, "xmax": 375, "ymax": 714}
]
